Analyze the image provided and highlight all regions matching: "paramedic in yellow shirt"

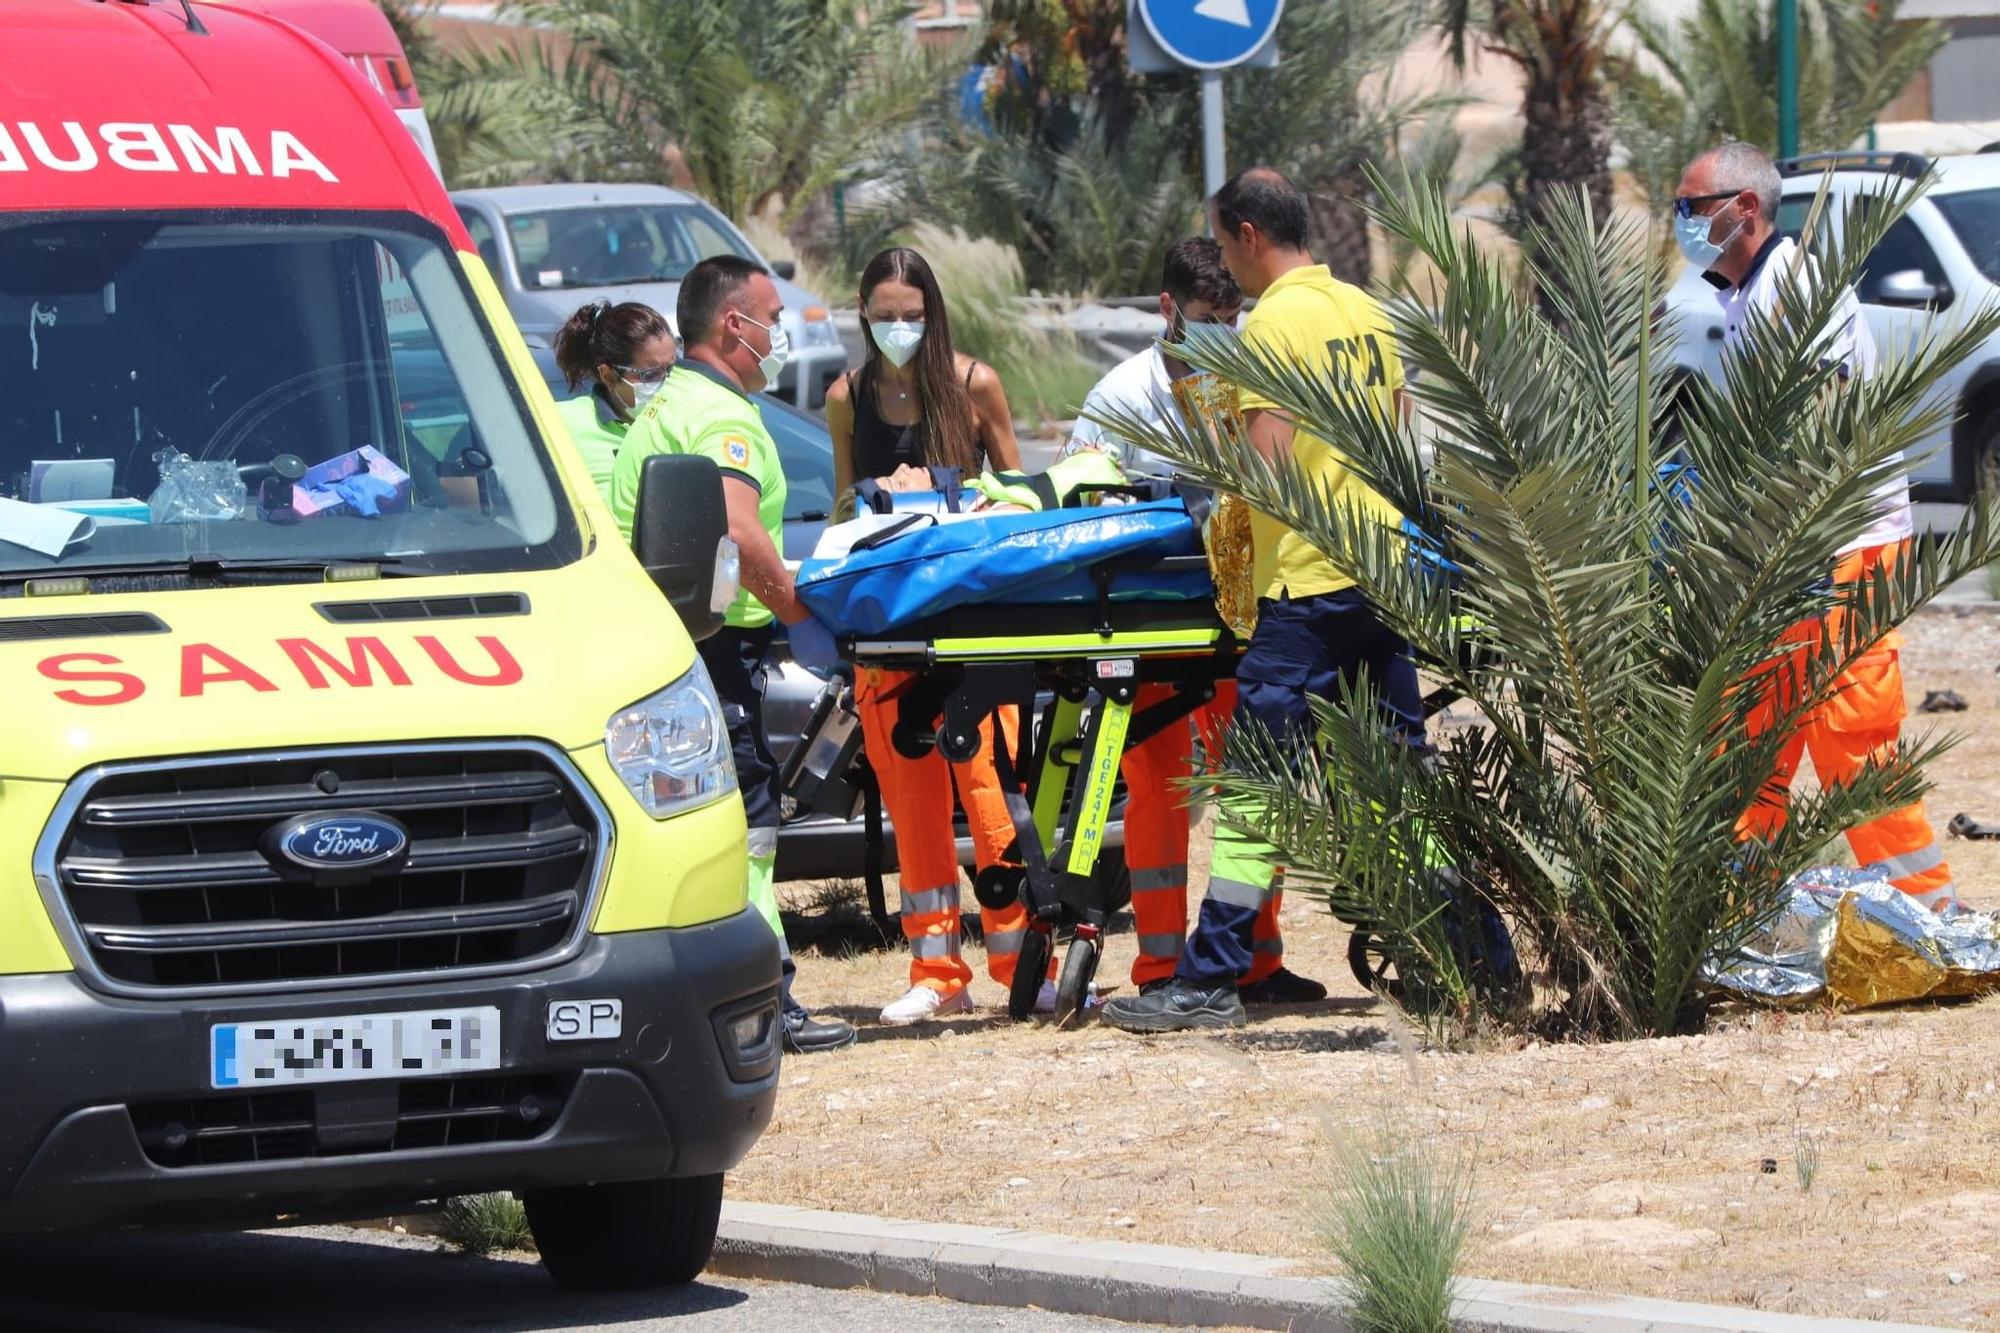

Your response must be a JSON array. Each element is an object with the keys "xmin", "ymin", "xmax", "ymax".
[{"xmin": 1105, "ymin": 167, "xmax": 1426, "ymax": 1033}]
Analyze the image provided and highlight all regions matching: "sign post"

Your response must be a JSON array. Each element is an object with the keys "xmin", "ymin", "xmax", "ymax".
[{"xmin": 1129, "ymin": 0, "xmax": 1285, "ymax": 203}]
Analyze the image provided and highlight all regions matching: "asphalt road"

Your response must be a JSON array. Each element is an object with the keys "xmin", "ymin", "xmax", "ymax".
[{"xmin": 0, "ymin": 1226, "xmax": 1181, "ymax": 1332}]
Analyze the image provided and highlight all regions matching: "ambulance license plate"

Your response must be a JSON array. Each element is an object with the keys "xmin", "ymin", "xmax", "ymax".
[{"xmin": 210, "ymin": 1006, "xmax": 501, "ymax": 1089}]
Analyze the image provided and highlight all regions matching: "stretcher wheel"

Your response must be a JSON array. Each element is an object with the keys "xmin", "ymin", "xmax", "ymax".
[
  {"xmin": 1055, "ymin": 934, "xmax": 1099, "ymax": 1025},
  {"xmin": 936, "ymin": 722, "xmax": 982, "ymax": 763},
  {"xmin": 1008, "ymin": 926, "xmax": 1052, "ymax": 1021},
  {"xmin": 974, "ymin": 863, "xmax": 1023, "ymax": 910},
  {"xmin": 1347, "ymin": 929, "xmax": 1406, "ymax": 1001}
]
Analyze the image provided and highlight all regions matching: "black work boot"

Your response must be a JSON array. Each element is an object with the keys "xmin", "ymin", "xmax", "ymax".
[
  {"xmin": 782, "ymin": 1008, "xmax": 857, "ymax": 1054},
  {"xmin": 1238, "ymin": 967, "xmax": 1328, "ymax": 1005},
  {"xmin": 1102, "ymin": 978, "xmax": 1247, "ymax": 1032}
]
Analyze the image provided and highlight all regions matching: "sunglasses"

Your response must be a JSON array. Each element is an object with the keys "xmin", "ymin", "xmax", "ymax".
[
  {"xmin": 615, "ymin": 362, "xmax": 673, "ymax": 385},
  {"xmin": 1672, "ymin": 191, "xmax": 1740, "ymax": 220}
]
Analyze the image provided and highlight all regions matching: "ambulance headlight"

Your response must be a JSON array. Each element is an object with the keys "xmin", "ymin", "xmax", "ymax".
[{"xmin": 606, "ymin": 659, "xmax": 737, "ymax": 818}]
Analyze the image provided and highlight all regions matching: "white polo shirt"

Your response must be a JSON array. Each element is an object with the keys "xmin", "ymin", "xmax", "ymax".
[
  {"xmin": 1062, "ymin": 347, "xmax": 1177, "ymax": 473},
  {"xmin": 1712, "ymin": 234, "xmax": 1912, "ymax": 553}
]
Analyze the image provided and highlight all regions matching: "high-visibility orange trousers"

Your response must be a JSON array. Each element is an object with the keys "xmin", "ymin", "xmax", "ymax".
[
  {"xmin": 1124, "ymin": 680, "xmax": 1285, "ymax": 987},
  {"xmin": 1737, "ymin": 541, "xmax": 1958, "ymax": 910},
  {"xmin": 855, "ymin": 667, "xmax": 1050, "ymax": 994}
]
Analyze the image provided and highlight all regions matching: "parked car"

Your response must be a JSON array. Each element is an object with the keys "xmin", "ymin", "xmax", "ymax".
[
  {"xmin": 457, "ymin": 183, "xmax": 847, "ymax": 411},
  {"xmin": 528, "ymin": 348, "xmax": 1128, "ymax": 893},
  {"xmin": 1662, "ymin": 150, "xmax": 2000, "ymax": 515}
]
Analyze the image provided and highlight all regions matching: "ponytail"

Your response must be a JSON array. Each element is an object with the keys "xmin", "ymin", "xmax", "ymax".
[{"xmin": 553, "ymin": 300, "xmax": 672, "ymax": 392}]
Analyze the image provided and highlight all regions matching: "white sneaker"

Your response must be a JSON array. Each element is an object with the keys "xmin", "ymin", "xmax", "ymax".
[{"xmin": 880, "ymin": 984, "xmax": 974, "ymax": 1025}]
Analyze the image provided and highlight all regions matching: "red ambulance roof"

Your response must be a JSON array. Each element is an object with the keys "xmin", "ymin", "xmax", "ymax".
[{"xmin": 0, "ymin": 0, "xmax": 458, "ymax": 228}]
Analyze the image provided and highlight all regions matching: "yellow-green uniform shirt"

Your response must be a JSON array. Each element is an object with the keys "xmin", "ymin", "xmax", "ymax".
[
  {"xmin": 1237, "ymin": 263, "xmax": 1405, "ymax": 601},
  {"xmin": 555, "ymin": 391, "xmax": 627, "ymax": 503},
  {"xmin": 610, "ymin": 361, "xmax": 784, "ymax": 630}
]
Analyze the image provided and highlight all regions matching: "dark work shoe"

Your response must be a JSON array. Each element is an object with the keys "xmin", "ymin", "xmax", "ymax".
[
  {"xmin": 1238, "ymin": 967, "xmax": 1328, "ymax": 1005},
  {"xmin": 1138, "ymin": 977, "xmax": 1174, "ymax": 996},
  {"xmin": 783, "ymin": 1009, "xmax": 857, "ymax": 1054},
  {"xmin": 1102, "ymin": 979, "xmax": 1247, "ymax": 1033}
]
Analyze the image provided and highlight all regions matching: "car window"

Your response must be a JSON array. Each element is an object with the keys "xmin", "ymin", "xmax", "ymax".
[
  {"xmin": 1934, "ymin": 188, "xmax": 2000, "ymax": 286},
  {"xmin": 458, "ymin": 208, "xmax": 501, "ymax": 287},
  {"xmin": 504, "ymin": 204, "xmax": 758, "ymax": 290},
  {"xmin": 1858, "ymin": 217, "xmax": 1948, "ymax": 304},
  {"xmin": 1775, "ymin": 195, "xmax": 1815, "ymax": 244}
]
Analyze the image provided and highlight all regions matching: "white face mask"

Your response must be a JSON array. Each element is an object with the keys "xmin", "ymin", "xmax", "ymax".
[
  {"xmin": 736, "ymin": 312, "xmax": 791, "ymax": 389},
  {"xmin": 623, "ymin": 376, "xmax": 662, "ymax": 419},
  {"xmin": 869, "ymin": 319, "xmax": 925, "ymax": 369}
]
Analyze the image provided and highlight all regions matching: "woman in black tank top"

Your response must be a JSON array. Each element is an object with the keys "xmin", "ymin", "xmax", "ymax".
[
  {"xmin": 822, "ymin": 248, "xmax": 1042, "ymax": 1026},
  {"xmin": 826, "ymin": 247, "xmax": 1021, "ymax": 520}
]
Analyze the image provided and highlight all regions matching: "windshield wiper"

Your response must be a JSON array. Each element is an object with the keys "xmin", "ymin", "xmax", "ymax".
[
  {"xmin": 0, "ymin": 556, "xmax": 433, "ymax": 586},
  {"xmin": 181, "ymin": 556, "xmax": 429, "ymax": 580}
]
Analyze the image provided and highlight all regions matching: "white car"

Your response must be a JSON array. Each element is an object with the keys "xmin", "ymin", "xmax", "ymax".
[
  {"xmin": 452, "ymin": 182, "xmax": 848, "ymax": 411},
  {"xmin": 1663, "ymin": 150, "xmax": 2000, "ymax": 520}
]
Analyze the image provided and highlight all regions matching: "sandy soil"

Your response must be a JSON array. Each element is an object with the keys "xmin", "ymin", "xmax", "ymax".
[{"xmin": 737, "ymin": 604, "xmax": 2000, "ymax": 1329}]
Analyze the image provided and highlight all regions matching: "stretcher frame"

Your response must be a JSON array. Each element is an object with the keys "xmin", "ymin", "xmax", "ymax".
[
  {"xmin": 835, "ymin": 543, "xmax": 1496, "ymax": 1023},
  {"xmin": 843, "ymin": 554, "xmax": 1243, "ymax": 1022}
]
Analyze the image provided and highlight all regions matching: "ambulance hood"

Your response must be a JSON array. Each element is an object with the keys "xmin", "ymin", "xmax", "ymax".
[{"xmin": 0, "ymin": 561, "xmax": 694, "ymax": 783}]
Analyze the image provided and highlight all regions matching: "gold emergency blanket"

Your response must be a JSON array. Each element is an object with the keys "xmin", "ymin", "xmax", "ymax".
[
  {"xmin": 1704, "ymin": 867, "xmax": 2000, "ymax": 1009},
  {"xmin": 1171, "ymin": 371, "xmax": 1258, "ymax": 637}
]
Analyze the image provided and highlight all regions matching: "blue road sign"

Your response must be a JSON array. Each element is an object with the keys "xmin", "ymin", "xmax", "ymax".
[{"xmin": 1134, "ymin": 0, "xmax": 1284, "ymax": 71}]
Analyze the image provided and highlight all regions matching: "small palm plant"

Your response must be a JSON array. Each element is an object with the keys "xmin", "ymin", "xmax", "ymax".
[{"xmin": 1103, "ymin": 172, "xmax": 2000, "ymax": 1038}]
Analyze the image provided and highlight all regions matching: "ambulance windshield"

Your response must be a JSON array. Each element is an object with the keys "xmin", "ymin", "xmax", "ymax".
[{"xmin": 0, "ymin": 213, "xmax": 581, "ymax": 583}]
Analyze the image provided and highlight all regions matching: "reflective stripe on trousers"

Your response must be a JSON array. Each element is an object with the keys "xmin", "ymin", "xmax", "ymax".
[
  {"xmin": 856, "ymin": 667, "xmax": 1050, "ymax": 990},
  {"xmin": 1737, "ymin": 542, "xmax": 1953, "ymax": 908}
]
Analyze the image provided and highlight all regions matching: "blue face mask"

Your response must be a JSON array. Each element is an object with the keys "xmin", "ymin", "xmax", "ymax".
[{"xmin": 1674, "ymin": 207, "xmax": 1744, "ymax": 273}]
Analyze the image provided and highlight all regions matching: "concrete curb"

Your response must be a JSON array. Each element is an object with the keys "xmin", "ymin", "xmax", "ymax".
[{"xmin": 712, "ymin": 1202, "xmax": 1948, "ymax": 1332}]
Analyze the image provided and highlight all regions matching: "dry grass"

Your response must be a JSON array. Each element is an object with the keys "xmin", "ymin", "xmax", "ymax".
[{"xmin": 740, "ymin": 605, "xmax": 2000, "ymax": 1329}]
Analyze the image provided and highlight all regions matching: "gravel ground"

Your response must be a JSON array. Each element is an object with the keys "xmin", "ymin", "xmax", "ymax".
[{"xmin": 741, "ymin": 604, "xmax": 2000, "ymax": 1330}]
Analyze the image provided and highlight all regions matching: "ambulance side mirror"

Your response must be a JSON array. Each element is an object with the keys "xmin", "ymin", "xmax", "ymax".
[{"xmin": 633, "ymin": 453, "xmax": 728, "ymax": 642}]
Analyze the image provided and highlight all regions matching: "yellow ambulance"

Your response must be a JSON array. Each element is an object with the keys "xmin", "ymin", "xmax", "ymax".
[{"xmin": 0, "ymin": 0, "xmax": 775, "ymax": 1288}]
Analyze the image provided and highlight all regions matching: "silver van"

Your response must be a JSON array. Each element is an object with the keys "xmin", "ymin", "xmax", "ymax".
[{"xmin": 453, "ymin": 182, "xmax": 848, "ymax": 410}]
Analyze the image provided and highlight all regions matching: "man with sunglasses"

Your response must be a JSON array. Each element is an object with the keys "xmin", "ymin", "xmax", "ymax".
[{"xmin": 1674, "ymin": 141, "xmax": 1957, "ymax": 912}]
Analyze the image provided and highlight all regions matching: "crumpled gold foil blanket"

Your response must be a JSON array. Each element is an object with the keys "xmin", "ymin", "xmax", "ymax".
[
  {"xmin": 1171, "ymin": 371, "xmax": 1258, "ymax": 637},
  {"xmin": 1704, "ymin": 866, "xmax": 2000, "ymax": 1009}
]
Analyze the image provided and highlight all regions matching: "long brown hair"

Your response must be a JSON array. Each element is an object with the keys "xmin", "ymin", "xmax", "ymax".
[{"xmin": 857, "ymin": 247, "xmax": 981, "ymax": 473}]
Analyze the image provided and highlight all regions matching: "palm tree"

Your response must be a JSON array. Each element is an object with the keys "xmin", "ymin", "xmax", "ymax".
[
  {"xmin": 891, "ymin": 97, "xmax": 1205, "ymax": 296},
  {"xmin": 424, "ymin": 0, "xmax": 950, "ymax": 228},
  {"xmin": 1614, "ymin": 0, "xmax": 1946, "ymax": 209},
  {"xmin": 1095, "ymin": 170, "xmax": 2000, "ymax": 1038},
  {"xmin": 1439, "ymin": 0, "xmax": 1622, "ymax": 241}
]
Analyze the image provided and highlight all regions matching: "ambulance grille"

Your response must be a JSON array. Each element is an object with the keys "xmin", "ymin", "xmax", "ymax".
[{"xmin": 45, "ymin": 745, "xmax": 606, "ymax": 994}]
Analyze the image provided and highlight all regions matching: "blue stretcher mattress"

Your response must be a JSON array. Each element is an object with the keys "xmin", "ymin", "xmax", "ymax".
[{"xmin": 795, "ymin": 499, "xmax": 1214, "ymax": 636}]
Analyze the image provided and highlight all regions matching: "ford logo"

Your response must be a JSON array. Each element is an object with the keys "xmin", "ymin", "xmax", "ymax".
[{"xmin": 268, "ymin": 811, "xmax": 410, "ymax": 875}]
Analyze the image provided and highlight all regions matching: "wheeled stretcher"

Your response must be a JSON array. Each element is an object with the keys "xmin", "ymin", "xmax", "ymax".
[
  {"xmin": 783, "ymin": 491, "xmax": 1504, "ymax": 1022},
  {"xmin": 842, "ymin": 553, "xmax": 1244, "ymax": 1023}
]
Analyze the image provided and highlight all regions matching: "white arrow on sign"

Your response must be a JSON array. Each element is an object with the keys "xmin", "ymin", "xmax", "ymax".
[{"xmin": 1193, "ymin": 0, "xmax": 1252, "ymax": 26}]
